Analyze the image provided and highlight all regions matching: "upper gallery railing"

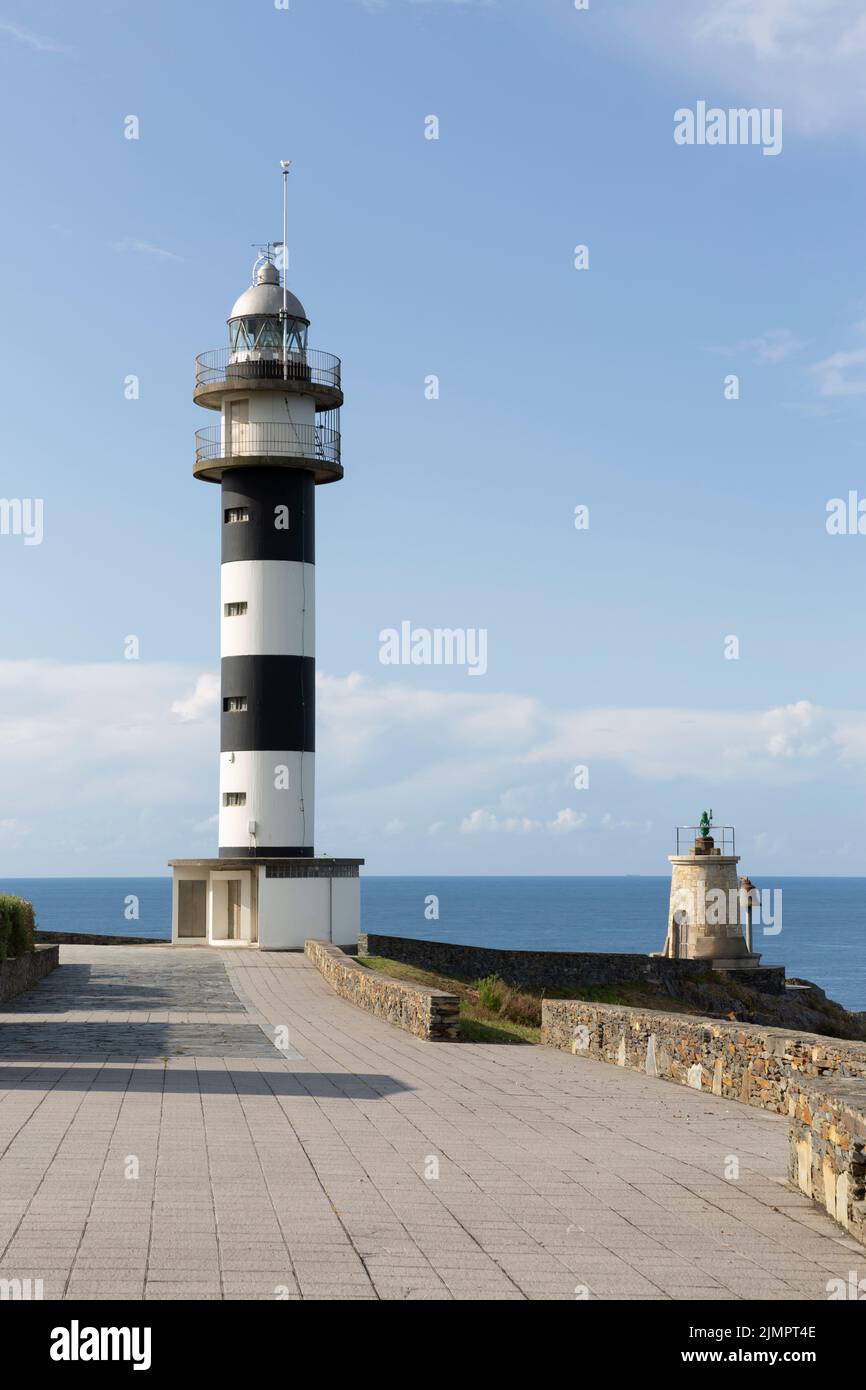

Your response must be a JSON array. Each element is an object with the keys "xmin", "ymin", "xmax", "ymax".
[{"xmin": 195, "ymin": 347, "xmax": 341, "ymax": 393}]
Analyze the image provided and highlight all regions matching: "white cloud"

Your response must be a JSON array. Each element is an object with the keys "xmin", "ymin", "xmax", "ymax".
[
  {"xmin": 618, "ymin": 0, "xmax": 866, "ymax": 134},
  {"xmin": 460, "ymin": 809, "xmax": 540, "ymax": 834},
  {"xmin": 747, "ymin": 329, "xmax": 806, "ymax": 364},
  {"xmin": 358, "ymin": 0, "xmax": 494, "ymax": 7},
  {"xmin": 693, "ymin": 0, "xmax": 866, "ymax": 63},
  {"xmin": 0, "ymin": 818, "xmax": 32, "ymax": 845},
  {"xmin": 112, "ymin": 238, "xmax": 183, "ymax": 262},
  {"xmin": 599, "ymin": 813, "xmax": 653, "ymax": 833},
  {"xmin": 3, "ymin": 663, "xmax": 860, "ymax": 800},
  {"xmin": 762, "ymin": 699, "xmax": 835, "ymax": 759},
  {"xmin": 524, "ymin": 698, "xmax": 848, "ymax": 782},
  {"xmin": 0, "ymin": 659, "xmax": 218, "ymax": 873},
  {"xmin": 754, "ymin": 829, "xmax": 787, "ymax": 857},
  {"xmin": 0, "ymin": 660, "xmax": 863, "ymax": 873},
  {"xmin": 171, "ymin": 674, "xmax": 220, "ymax": 722},
  {"xmin": 459, "ymin": 806, "xmax": 590, "ymax": 835},
  {"xmin": 809, "ymin": 346, "xmax": 866, "ymax": 397},
  {"xmin": 719, "ymin": 328, "xmax": 806, "ymax": 365},
  {"xmin": 0, "ymin": 20, "xmax": 64, "ymax": 53}
]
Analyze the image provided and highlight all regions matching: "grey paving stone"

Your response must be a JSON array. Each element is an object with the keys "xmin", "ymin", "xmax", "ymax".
[
  {"xmin": 1, "ymin": 942, "xmax": 864, "ymax": 1302},
  {"xmin": 0, "ymin": 1023, "xmax": 289, "ymax": 1059}
]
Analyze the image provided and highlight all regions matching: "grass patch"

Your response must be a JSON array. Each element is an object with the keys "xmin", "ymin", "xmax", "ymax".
[
  {"xmin": 553, "ymin": 983, "xmax": 628, "ymax": 1006},
  {"xmin": 357, "ymin": 956, "xmax": 697, "ymax": 1039},
  {"xmin": 358, "ymin": 954, "xmax": 470, "ymax": 992},
  {"xmin": 358, "ymin": 955, "xmax": 540, "ymax": 1043},
  {"xmin": 458, "ymin": 1009, "xmax": 539, "ymax": 1045}
]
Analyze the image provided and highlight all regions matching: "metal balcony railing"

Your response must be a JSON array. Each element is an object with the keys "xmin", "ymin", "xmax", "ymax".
[
  {"xmin": 195, "ymin": 347, "xmax": 341, "ymax": 393},
  {"xmin": 675, "ymin": 824, "xmax": 736, "ymax": 855},
  {"xmin": 195, "ymin": 422, "xmax": 341, "ymax": 466}
]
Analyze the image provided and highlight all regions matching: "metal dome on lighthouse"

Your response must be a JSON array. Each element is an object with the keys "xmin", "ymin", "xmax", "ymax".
[
  {"xmin": 169, "ymin": 164, "xmax": 363, "ymax": 951},
  {"xmin": 227, "ymin": 256, "xmax": 309, "ymax": 355}
]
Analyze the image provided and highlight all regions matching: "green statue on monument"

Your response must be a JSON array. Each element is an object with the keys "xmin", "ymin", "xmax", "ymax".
[{"xmin": 699, "ymin": 809, "xmax": 712, "ymax": 838}]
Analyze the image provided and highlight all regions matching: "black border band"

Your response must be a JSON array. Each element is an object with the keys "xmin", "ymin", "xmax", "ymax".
[
  {"xmin": 220, "ymin": 654, "xmax": 315, "ymax": 752},
  {"xmin": 218, "ymin": 846, "xmax": 314, "ymax": 858},
  {"xmin": 222, "ymin": 466, "xmax": 315, "ymax": 563}
]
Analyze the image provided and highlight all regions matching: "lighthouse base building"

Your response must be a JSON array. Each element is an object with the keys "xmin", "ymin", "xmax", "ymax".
[
  {"xmin": 169, "ymin": 856, "xmax": 362, "ymax": 950},
  {"xmin": 169, "ymin": 229, "xmax": 362, "ymax": 949}
]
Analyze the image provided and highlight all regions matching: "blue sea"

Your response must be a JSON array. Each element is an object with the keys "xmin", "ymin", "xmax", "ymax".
[{"xmin": 4, "ymin": 875, "xmax": 865, "ymax": 1011}]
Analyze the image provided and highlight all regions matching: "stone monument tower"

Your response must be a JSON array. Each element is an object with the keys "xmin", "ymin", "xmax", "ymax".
[{"xmin": 658, "ymin": 811, "xmax": 762, "ymax": 969}]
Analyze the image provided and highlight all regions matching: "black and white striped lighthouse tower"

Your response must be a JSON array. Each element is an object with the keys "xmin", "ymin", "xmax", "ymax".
[{"xmin": 170, "ymin": 168, "xmax": 362, "ymax": 949}]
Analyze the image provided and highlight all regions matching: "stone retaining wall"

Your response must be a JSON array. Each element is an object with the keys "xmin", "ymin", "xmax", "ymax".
[
  {"xmin": 356, "ymin": 933, "xmax": 787, "ymax": 991},
  {"xmin": 789, "ymin": 1077, "xmax": 866, "ymax": 1248},
  {"xmin": 541, "ymin": 999, "xmax": 866, "ymax": 1115},
  {"xmin": 305, "ymin": 940, "xmax": 459, "ymax": 1041},
  {"xmin": 0, "ymin": 944, "xmax": 59, "ymax": 1002}
]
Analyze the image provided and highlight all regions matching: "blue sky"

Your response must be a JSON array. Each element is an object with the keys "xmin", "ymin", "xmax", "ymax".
[{"xmin": 2, "ymin": 0, "xmax": 866, "ymax": 876}]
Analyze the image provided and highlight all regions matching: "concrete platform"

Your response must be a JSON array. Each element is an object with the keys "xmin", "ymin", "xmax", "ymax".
[{"xmin": 0, "ymin": 944, "xmax": 863, "ymax": 1301}]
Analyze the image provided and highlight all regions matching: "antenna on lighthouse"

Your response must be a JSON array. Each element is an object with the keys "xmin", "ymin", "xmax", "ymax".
[{"xmin": 278, "ymin": 159, "xmax": 292, "ymax": 381}]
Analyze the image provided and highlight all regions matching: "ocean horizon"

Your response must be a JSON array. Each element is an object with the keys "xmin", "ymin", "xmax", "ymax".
[{"xmin": 4, "ymin": 873, "xmax": 865, "ymax": 1012}]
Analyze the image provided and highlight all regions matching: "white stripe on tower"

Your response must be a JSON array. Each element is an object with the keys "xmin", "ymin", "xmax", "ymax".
[{"xmin": 220, "ymin": 560, "xmax": 315, "ymax": 659}]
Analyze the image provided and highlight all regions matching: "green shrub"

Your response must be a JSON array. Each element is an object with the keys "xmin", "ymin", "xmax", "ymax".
[
  {"xmin": 499, "ymin": 987, "xmax": 543, "ymax": 1028},
  {"xmin": 0, "ymin": 894, "xmax": 36, "ymax": 960},
  {"xmin": 475, "ymin": 974, "xmax": 504, "ymax": 1012}
]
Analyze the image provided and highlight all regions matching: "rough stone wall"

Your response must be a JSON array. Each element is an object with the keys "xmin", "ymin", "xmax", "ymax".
[
  {"xmin": 305, "ymin": 940, "xmax": 459, "ymax": 1041},
  {"xmin": 788, "ymin": 1077, "xmax": 866, "ymax": 1247},
  {"xmin": 541, "ymin": 999, "xmax": 866, "ymax": 1115},
  {"xmin": 0, "ymin": 944, "xmax": 59, "ymax": 1003},
  {"xmin": 356, "ymin": 933, "xmax": 787, "ymax": 992}
]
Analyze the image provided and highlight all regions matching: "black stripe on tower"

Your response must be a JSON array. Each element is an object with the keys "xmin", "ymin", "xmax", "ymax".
[
  {"xmin": 221, "ymin": 655, "xmax": 315, "ymax": 752},
  {"xmin": 221, "ymin": 467, "xmax": 315, "ymax": 564}
]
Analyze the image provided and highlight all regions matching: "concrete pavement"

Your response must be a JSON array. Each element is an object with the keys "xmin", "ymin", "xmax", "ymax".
[{"xmin": 0, "ymin": 944, "xmax": 863, "ymax": 1301}]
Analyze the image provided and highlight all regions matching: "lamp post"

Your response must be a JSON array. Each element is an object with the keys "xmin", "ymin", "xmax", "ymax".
[{"xmin": 739, "ymin": 876, "xmax": 758, "ymax": 955}]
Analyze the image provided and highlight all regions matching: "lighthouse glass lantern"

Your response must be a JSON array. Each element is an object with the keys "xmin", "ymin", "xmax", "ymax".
[
  {"xmin": 169, "ymin": 206, "xmax": 362, "ymax": 951},
  {"xmin": 227, "ymin": 257, "xmax": 309, "ymax": 359}
]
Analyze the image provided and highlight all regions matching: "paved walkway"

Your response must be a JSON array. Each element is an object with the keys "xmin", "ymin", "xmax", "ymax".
[{"xmin": 0, "ymin": 945, "xmax": 863, "ymax": 1301}]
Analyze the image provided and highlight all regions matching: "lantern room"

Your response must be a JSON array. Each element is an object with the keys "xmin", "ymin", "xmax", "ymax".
[{"xmin": 227, "ymin": 256, "xmax": 309, "ymax": 360}]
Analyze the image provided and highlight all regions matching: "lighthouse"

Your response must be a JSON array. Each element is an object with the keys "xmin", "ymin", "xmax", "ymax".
[
  {"xmin": 657, "ymin": 814, "xmax": 762, "ymax": 971},
  {"xmin": 170, "ymin": 170, "xmax": 363, "ymax": 949}
]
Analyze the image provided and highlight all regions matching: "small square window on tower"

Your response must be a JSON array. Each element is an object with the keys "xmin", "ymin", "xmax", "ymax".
[
  {"xmin": 223, "ymin": 791, "xmax": 246, "ymax": 807},
  {"xmin": 223, "ymin": 696, "xmax": 247, "ymax": 712},
  {"xmin": 224, "ymin": 601, "xmax": 248, "ymax": 617},
  {"xmin": 224, "ymin": 507, "xmax": 250, "ymax": 524}
]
